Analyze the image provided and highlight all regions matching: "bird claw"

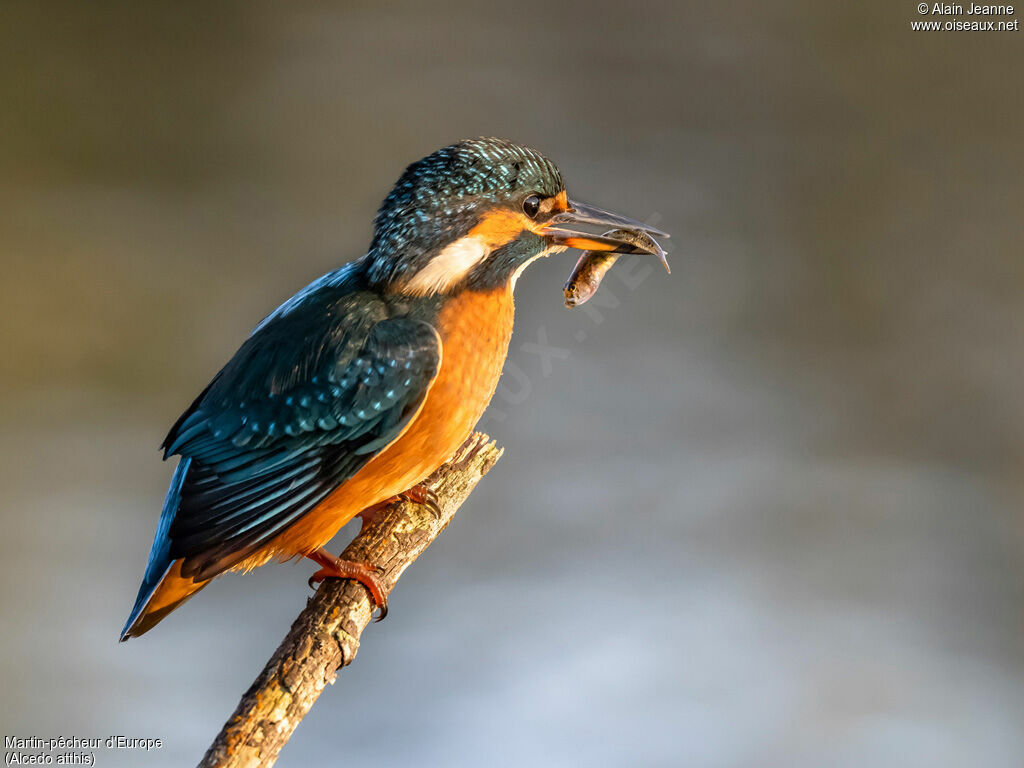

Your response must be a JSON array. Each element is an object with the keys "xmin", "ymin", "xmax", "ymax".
[
  {"xmin": 399, "ymin": 484, "xmax": 440, "ymax": 516},
  {"xmin": 305, "ymin": 551, "xmax": 389, "ymax": 620}
]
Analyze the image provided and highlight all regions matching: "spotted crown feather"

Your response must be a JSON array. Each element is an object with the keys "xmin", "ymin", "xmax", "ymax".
[{"xmin": 366, "ymin": 138, "xmax": 563, "ymax": 286}]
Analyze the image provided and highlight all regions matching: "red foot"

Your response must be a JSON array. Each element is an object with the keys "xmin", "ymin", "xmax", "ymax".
[
  {"xmin": 399, "ymin": 484, "xmax": 440, "ymax": 515},
  {"xmin": 306, "ymin": 548, "xmax": 388, "ymax": 621},
  {"xmin": 354, "ymin": 484, "xmax": 438, "ymax": 531}
]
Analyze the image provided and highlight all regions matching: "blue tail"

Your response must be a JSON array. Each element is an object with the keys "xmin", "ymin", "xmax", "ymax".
[{"xmin": 120, "ymin": 458, "xmax": 190, "ymax": 640}]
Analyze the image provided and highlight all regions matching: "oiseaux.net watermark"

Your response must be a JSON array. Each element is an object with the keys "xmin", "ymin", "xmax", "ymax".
[{"xmin": 911, "ymin": 3, "xmax": 1019, "ymax": 30}]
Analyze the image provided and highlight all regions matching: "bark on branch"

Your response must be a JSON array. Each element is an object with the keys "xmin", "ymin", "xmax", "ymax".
[{"xmin": 197, "ymin": 432, "xmax": 503, "ymax": 768}]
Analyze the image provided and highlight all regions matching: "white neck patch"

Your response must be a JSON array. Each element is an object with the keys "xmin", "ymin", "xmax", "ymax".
[{"xmin": 401, "ymin": 234, "xmax": 490, "ymax": 296}]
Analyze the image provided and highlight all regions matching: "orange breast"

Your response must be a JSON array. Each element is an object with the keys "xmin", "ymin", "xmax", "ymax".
[{"xmin": 236, "ymin": 286, "xmax": 516, "ymax": 567}]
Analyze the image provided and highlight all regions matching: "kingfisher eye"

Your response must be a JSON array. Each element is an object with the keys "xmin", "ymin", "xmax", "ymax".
[{"xmin": 522, "ymin": 194, "xmax": 542, "ymax": 218}]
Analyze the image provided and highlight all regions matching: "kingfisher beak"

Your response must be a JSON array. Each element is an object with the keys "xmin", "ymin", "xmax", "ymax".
[{"xmin": 541, "ymin": 200, "xmax": 671, "ymax": 272}]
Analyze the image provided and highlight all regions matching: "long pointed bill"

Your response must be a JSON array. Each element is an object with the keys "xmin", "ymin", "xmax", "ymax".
[
  {"xmin": 542, "ymin": 199, "xmax": 671, "ymax": 272},
  {"xmin": 551, "ymin": 200, "xmax": 669, "ymax": 238}
]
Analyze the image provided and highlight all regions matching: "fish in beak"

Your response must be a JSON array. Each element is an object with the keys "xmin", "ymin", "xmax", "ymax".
[
  {"xmin": 541, "ymin": 200, "xmax": 670, "ymax": 273},
  {"xmin": 564, "ymin": 228, "xmax": 668, "ymax": 308}
]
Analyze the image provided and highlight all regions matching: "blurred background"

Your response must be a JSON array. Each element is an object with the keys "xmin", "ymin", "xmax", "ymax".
[{"xmin": 1, "ymin": 2, "xmax": 1022, "ymax": 766}]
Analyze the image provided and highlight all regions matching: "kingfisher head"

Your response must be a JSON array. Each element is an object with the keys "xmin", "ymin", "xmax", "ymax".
[{"xmin": 365, "ymin": 137, "xmax": 666, "ymax": 296}]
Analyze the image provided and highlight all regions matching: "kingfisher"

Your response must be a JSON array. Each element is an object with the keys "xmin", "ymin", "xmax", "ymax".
[{"xmin": 121, "ymin": 137, "xmax": 667, "ymax": 640}]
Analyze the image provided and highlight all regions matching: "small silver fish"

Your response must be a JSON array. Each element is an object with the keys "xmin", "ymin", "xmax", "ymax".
[{"xmin": 563, "ymin": 228, "xmax": 669, "ymax": 308}]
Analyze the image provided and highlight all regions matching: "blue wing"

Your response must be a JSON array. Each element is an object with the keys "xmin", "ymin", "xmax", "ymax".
[
  {"xmin": 122, "ymin": 456, "xmax": 193, "ymax": 639},
  {"xmin": 154, "ymin": 270, "xmax": 441, "ymax": 582}
]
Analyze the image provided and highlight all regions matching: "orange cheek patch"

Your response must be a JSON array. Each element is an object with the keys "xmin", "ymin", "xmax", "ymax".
[
  {"xmin": 468, "ymin": 209, "xmax": 534, "ymax": 248},
  {"xmin": 467, "ymin": 192, "xmax": 569, "ymax": 249}
]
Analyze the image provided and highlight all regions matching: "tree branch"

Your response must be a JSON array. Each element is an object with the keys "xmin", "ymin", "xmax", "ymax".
[{"xmin": 197, "ymin": 432, "xmax": 503, "ymax": 768}]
